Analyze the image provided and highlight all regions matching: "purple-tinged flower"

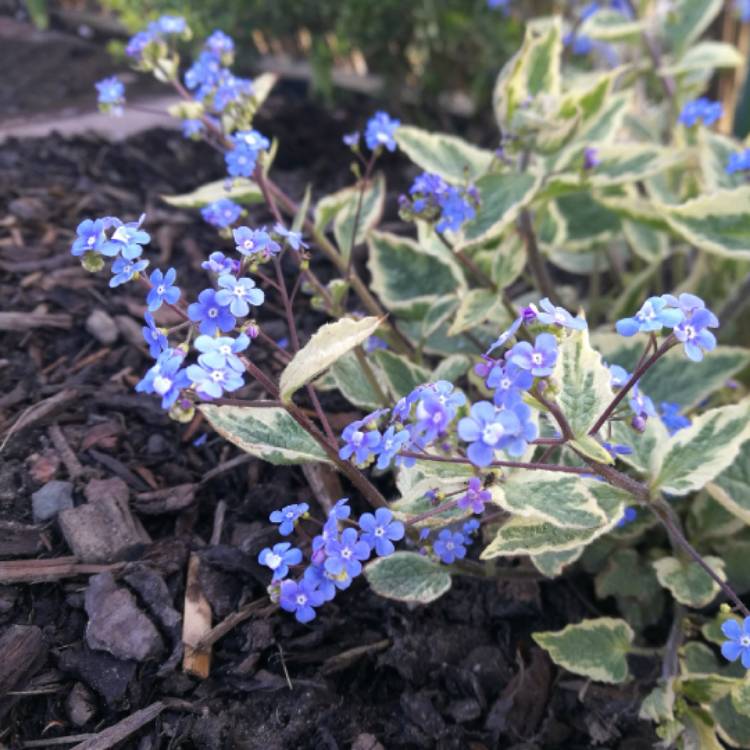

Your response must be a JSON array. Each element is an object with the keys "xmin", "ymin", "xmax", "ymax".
[
  {"xmin": 660, "ymin": 402, "xmax": 691, "ymax": 435},
  {"xmin": 194, "ymin": 332, "xmax": 249, "ymax": 372},
  {"xmin": 365, "ymin": 111, "xmax": 400, "ymax": 152},
  {"xmin": 279, "ymin": 578, "xmax": 324, "ymax": 623},
  {"xmin": 364, "ymin": 335, "xmax": 388, "ymax": 353},
  {"xmin": 727, "ymin": 148, "xmax": 750, "ymax": 174},
  {"xmin": 201, "ymin": 198, "xmax": 242, "ymax": 228},
  {"xmin": 273, "ymin": 223, "xmax": 308, "ymax": 251},
  {"xmin": 486, "ymin": 316, "xmax": 524, "ymax": 356},
  {"xmin": 95, "ymin": 76, "xmax": 125, "ymax": 115},
  {"xmin": 107, "ymin": 215, "xmax": 150, "ymax": 260},
  {"xmin": 629, "ymin": 384, "xmax": 657, "ymax": 419},
  {"xmin": 205, "ymin": 30, "xmax": 234, "ymax": 58},
  {"xmin": 486, "ymin": 362, "xmax": 533, "ymax": 408},
  {"xmin": 457, "ymin": 477, "xmax": 491, "ymax": 514},
  {"xmin": 270, "ymin": 502, "xmax": 310, "ymax": 536},
  {"xmin": 147, "ymin": 267, "xmax": 180, "ymax": 311},
  {"xmin": 142, "ymin": 312, "xmax": 168, "ymax": 358},
  {"xmin": 615, "ymin": 296, "xmax": 684, "ymax": 337},
  {"xmin": 721, "ymin": 617, "xmax": 750, "ymax": 668},
  {"xmin": 565, "ymin": 32, "xmax": 594, "ymax": 55},
  {"xmin": 202, "ymin": 251, "xmax": 237, "ymax": 275},
  {"xmin": 583, "ymin": 147, "xmax": 599, "ymax": 170},
  {"xmin": 508, "ymin": 333, "xmax": 558, "ymax": 377},
  {"xmin": 110, "ymin": 256, "xmax": 149, "ymax": 287},
  {"xmin": 226, "ymin": 145, "xmax": 258, "ymax": 178},
  {"xmin": 233, "ymin": 226, "xmax": 281, "ymax": 257},
  {"xmin": 608, "ymin": 364, "xmax": 630, "ymax": 389},
  {"xmin": 216, "ymin": 274, "xmax": 264, "ymax": 317},
  {"xmin": 434, "ymin": 529, "xmax": 467, "ymax": 564},
  {"xmin": 125, "ymin": 30, "xmax": 155, "ymax": 60},
  {"xmin": 181, "ymin": 119, "xmax": 205, "ymax": 138},
  {"xmin": 678, "ymin": 97, "xmax": 723, "ymax": 128},
  {"xmin": 343, "ymin": 131, "xmax": 360, "ymax": 147},
  {"xmin": 359, "ymin": 508, "xmax": 404, "ymax": 557},
  {"xmin": 616, "ymin": 506, "xmax": 638, "ymax": 527},
  {"xmin": 339, "ymin": 420, "xmax": 381, "ymax": 464},
  {"xmin": 186, "ymin": 360, "xmax": 244, "ymax": 399},
  {"xmin": 187, "ymin": 288, "xmax": 236, "ymax": 335},
  {"xmin": 534, "ymin": 298, "xmax": 587, "ymax": 330},
  {"xmin": 325, "ymin": 527, "xmax": 371, "ymax": 580},
  {"xmin": 302, "ymin": 565, "xmax": 337, "ymax": 602},
  {"xmin": 374, "ymin": 426, "xmax": 410, "ymax": 470},
  {"xmin": 392, "ymin": 386, "xmax": 425, "ymax": 423},
  {"xmin": 330, "ymin": 498, "xmax": 351, "ymax": 521},
  {"xmin": 405, "ymin": 172, "xmax": 478, "ymax": 233},
  {"xmin": 136, "ymin": 349, "xmax": 189, "ymax": 410},
  {"xmin": 71, "ymin": 218, "xmax": 107, "ymax": 257},
  {"xmin": 259, "ymin": 542, "xmax": 303, "ymax": 581},
  {"xmin": 212, "ymin": 73, "xmax": 253, "ymax": 111},
  {"xmin": 603, "ymin": 441, "xmax": 633, "ymax": 457},
  {"xmin": 674, "ymin": 307, "xmax": 718, "ymax": 362},
  {"xmin": 463, "ymin": 519, "xmax": 480, "ymax": 536}
]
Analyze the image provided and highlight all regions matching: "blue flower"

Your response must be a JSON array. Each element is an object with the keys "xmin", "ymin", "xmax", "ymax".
[
  {"xmin": 413, "ymin": 382, "xmax": 466, "ymax": 444},
  {"xmin": 608, "ymin": 364, "xmax": 630, "ymax": 389},
  {"xmin": 359, "ymin": 508, "xmax": 405, "ymax": 557},
  {"xmin": 274, "ymin": 223, "xmax": 308, "ymax": 251},
  {"xmin": 186, "ymin": 360, "xmax": 244, "ymax": 399},
  {"xmin": 616, "ymin": 506, "xmax": 638, "ymax": 527},
  {"xmin": 434, "ymin": 530, "xmax": 467, "ymax": 564},
  {"xmin": 325, "ymin": 527, "xmax": 371, "ymax": 580},
  {"xmin": 205, "ymin": 30, "xmax": 235, "ymax": 58},
  {"xmin": 95, "ymin": 76, "xmax": 125, "ymax": 115},
  {"xmin": 615, "ymin": 296, "xmax": 683, "ymax": 337},
  {"xmin": 303, "ymin": 565, "xmax": 337, "ymax": 602},
  {"xmin": 110, "ymin": 257, "xmax": 149, "ymax": 287},
  {"xmin": 365, "ymin": 111, "xmax": 400, "ymax": 152},
  {"xmin": 232, "ymin": 129, "xmax": 270, "ymax": 152},
  {"xmin": 374, "ymin": 426, "xmax": 410, "ymax": 470},
  {"xmin": 339, "ymin": 420, "xmax": 381, "ymax": 464},
  {"xmin": 485, "ymin": 316, "xmax": 524, "ymax": 356},
  {"xmin": 508, "ymin": 333, "xmax": 558, "ymax": 377},
  {"xmin": 185, "ymin": 50, "xmax": 222, "ymax": 91},
  {"xmin": 343, "ymin": 131, "xmax": 360, "ymax": 147},
  {"xmin": 727, "ymin": 148, "xmax": 750, "ymax": 174},
  {"xmin": 603, "ymin": 441, "xmax": 633, "ymax": 457},
  {"xmin": 259, "ymin": 542, "xmax": 302, "ymax": 581},
  {"xmin": 629, "ymin": 384, "xmax": 657, "ymax": 419},
  {"xmin": 534, "ymin": 298, "xmax": 587, "ymax": 330},
  {"xmin": 406, "ymin": 172, "xmax": 478, "ymax": 233},
  {"xmin": 195, "ymin": 333, "xmax": 249, "ymax": 372},
  {"xmin": 201, "ymin": 251, "xmax": 237, "ymax": 275},
  {"xmin": 213, "ymin": 74, "xmax": 253, "ymax": 110},
  {"xmin": 187, "ymin": 288, "xmax": 236, "ymax": 335},
  {"xmin": 564, "ymin": 32, "xmax": 594, "ymax": 55},
  {"xmin": 153, "ymin": 14, "xmax": 187, "ymax": 34},
  {"xmin": 142, "ymin": 312, "xmax": 168, "ymax": 358},
  {"xmin": 487, "ymin": 0, "xmax": 510, "ymax": 12},
  {"xmin": 181, "ymin": 119, "xmax": 205, "ymax": 138},
  {"xmin": 146, "ymin": 267, "xmax": 180, "ymax": 311},
  {"xmin": 457, "ymin": 477, "xmax": 491, "ymax": 514},
  {"xmin": 330, "ymin": 498, "xmax": 351, "ymax": 521},
  {"xmin": 279, "ymin": 578, "xmax": 324, "ymax": 623},
  {"xmin": 721, "ymin": 617, "xmax": 750, "ymax": 668},
  {"xmin": 583, "ymin": 147, "xmax": 600, "ymax": 170},
  {"xmin": 674, "ymin": 307, "xmax": 718, "ymax": 362},
  {"xmin": 108, "ymin": 215, "xmax": 150, "ymax": 260},
  {"xmin": 71, "ymin": 218, "xmax": 107, "ymax": 256},
  {"xmin": 486, "ymin": 362, "xmax": 533, "ymax": 408},
  {"xmin": 201, "ymin": 198, "xmax": 242, "ymax": 228},
  {"xmin": 678, "ymin": 97, "xmax": 723, "ymax": 127},
  {"xmin": 136, "ymin": 349, "xmax": 189, "ymax": 410},
  {"xmin": 226, "ymin": 145, "xmax": 258, "ymax": 178},
  {"xmin": 216, "ymin": 274, "xmax": 264, "ymax": 317},
  {"xmin": 270, "ymin": 502, "xmax": 310, "ymax": 536},
  {"xmin": 233, "ymin": 226, "xmax": 281, "ymax": 257},
  {"xmin": 660, "ymin": 402, "xmax": 691, "ymax": 435},
  {"xmin": 125, "ymin": 30, "xmax": 155, "ymax": 60}
]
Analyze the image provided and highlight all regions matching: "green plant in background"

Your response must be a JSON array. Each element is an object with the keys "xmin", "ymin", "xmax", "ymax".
[{"xmin": 72, "ymin": 1, "xmax": 750, "ymax": 746}]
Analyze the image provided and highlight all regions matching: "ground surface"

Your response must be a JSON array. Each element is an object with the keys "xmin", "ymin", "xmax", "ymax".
[{"xmin": 0, "ymin": 16, "xmax": 660, "ymax": 750}]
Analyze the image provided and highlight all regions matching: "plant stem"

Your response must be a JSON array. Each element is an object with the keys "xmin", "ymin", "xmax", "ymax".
[
  {"xmin": 398, "ymin": 450, "xmax": 594, "ymax": 475},
  {"xmin": 518, "ymin": 208, "xmax": 562, "ymax": 307},
  {"xmin": 353, "ymin": 345, "xmax": 390, "ymax": 406}
]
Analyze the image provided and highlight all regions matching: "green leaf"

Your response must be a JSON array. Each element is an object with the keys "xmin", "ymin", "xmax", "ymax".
[
  {"xmin": 365, "ymin": 552, "xmax": 452, "ymax": 604},
  {"xmin": 279, "ymin": 316, "xmax": 382, "ymax": 402},
  {"xmin": 530, "ymin": 546, "xmax": 584, "ymax": 578},
  {"xmin": 490, "ymin": 232, "xmax": 527, "ymax": 288},
  {"xmin": 663, "ymin": 0, "xmax": 723, "ymax": 53},
  {"xmin": 491, "ymin": 472, "xmax": 606, "ymax": 529},
  {"xmin": 372, "ymin": 349, "xmax": 430, "ymax": 399},
  {"xmin": 446, "ymin": 289, "xmax": 505, "ymax": 336},
  {"xmin": 579, "ymin": 9, "xmax": 643, "ymax": 40},
  {"xmin": 639, "ymin": 681, "xmax": 676, "ymax": 722},
  {"xmin": 623, "ymin": 220, "xmax": 671, "ymax": 263},
  {"xmin": 533, "ymin": 617, "xmax": 633, "ymax": 684},
  {"xmin": 707, "ymin": 440, "xmax": 750, "ymax": 525},
  {"xmin": 367, "ymin": 231, "xmax": 465, "ymax": 315},
  {"xmin": 651, "ymin": 401, "xmax": 750, "ymax": 496},
  {"xmin": 653, "ymin": 555, "xmax": 726, "ymax": 608},
  {"xmin": 715, "ymin": 692, "xmax": 750, "ymax": 747},
  {"xmin": 659, "ymin": 187, "xmax": 750, "ymax": 260},
  {"xmin": 663, "ymin": 41, "xmax": 743, "ymax": 76},
  {"xmin": 250, "ymin": 72, "xmax": 278, "ymax": 110},
  {"xmin": 330, "ymin": 352, "xmax": 383, "ymax": 410},
  {"xmin": 432, "ymin": 354, "xmax": 472, "ymax": 383},
  {"xmin": 575, "ymin": 91, "xmax": 632, "ymax": 145},
  {"xmin": 200, "ymin": 405, "xmax": 330, "ymax": 465},
  {"xmin": 553, "ymin": 328, "xmax": 615, "ymax": 440},
  {"xmin": 595, "ymin": 549, "xmax": 661, "ymax": 601},
  {"xmin": 394, "ymin": 126, "xmax": 495, "ymax": 183},
  {"xmin": 610, "ymin": 419, "xmax": 670, "ymax": 477},
  {"xmin": 458, "ymin": 172, "xmax": 540, "ymax": 248},
  {"xmin": 161, "ymin": 178, "xmax": 262, "ymax": 208},
  {"xmin": 699, "ymin": 129, "xmax": 748, "ymax": 193},
  {"xmin": 554, "ymin": 192, "xmax": 621, "ymax": 250}
]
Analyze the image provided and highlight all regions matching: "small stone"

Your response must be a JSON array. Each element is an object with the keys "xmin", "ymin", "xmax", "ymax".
[
  {"xmin": 58, "ymin": 645, "xmax": 136, "ymax": 706},
  {"xmin": 31, "ymin": 480, "xmax": 73, "ymax": 522},
  {"xmin": 445, "ymin": 698, "xmax": 482, "ymax": 723},
  {"xmin": 351, "ymin": 734, "xmax": 386, "ymax": 750},
  {"xmin": 84, "ymin": 572, "xmax": 164, "ymax": 662},
  {"xmin": 86, "ymin": 309, "xmax": 118, "ymax": 345},
  {"xmin": 66, "ymin": 682, "xmax": 97, "ymax": 727}
]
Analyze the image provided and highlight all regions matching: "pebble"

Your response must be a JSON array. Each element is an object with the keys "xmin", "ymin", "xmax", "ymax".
[
  {"xmin": 85, "ymin": 309, "xmax": 118, "ymax": 345},
  {"xmin": 66, "ymin": 682, "xmax": 97, "ymax": 727},
  {"xmin": 31, "ymin": 480, "xmax": 73, "ymax": 522}
]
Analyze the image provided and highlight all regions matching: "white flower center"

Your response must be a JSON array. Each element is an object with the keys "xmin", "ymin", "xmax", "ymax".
[
  {"xmin": 220, "ymin": 345, "xmax": 231, "ymax": 355},
  {"xmin": 374, "ymin": 526, "xmax": 385, "ymax": 537},
  {"xmin": 376, "ymin": 132, "xmax": 389, "ymax": 143},
  {"xmin": 683, "ymin": 325, "xmax": 696, "ymax": 339},
  {"xmin": 157, "ymin": 285, "xmax": 165, "ymax": 294},
  {"xmin": 153, "ymin": 375, "xmax": 172, "ymax": 394},
  {"xmin": 500, "ymin": 378, "xmax": 511, "ymax": 389},
  {"xmin": 482, "ymin": 422, "xmax": 505, "ymax": 445},
  {"xmin": 351, "ymin": 430, "xmax": 364, "ymax": 447},
  {"xmin": 741, "ymin": 635, "xmax": 750, "ymax": 647},
  {"xmin": 211, "ymin": 370, "xmax": 224, "ymax": 382},
  {"xmin": 87, "ymin": 235, "xmax": 96, "ymax": 246},
  {"xmin": 531, "ymin": 352, "xmax": 543, "ymax": 365},
  {"xmin": 296, "ymin": 594, "xmax": 307, "ymax": 606},
  {"xmin": 208, "ymin": 308, "xmax": 218, "ymax": 318},
  {"xmin": 266, "ymin": 552, "xmax": 282, "ymax": 569},
  {"xmin": 234, "ymin": 286, "xmax": 246, "ymax": 297},
  {"xmin": 342, "ymin": 548, "xmax": 352, "ymax": 559},
  {"xmin": 446, "ymin": 542, "xmax": 454, "ymax": 550}
]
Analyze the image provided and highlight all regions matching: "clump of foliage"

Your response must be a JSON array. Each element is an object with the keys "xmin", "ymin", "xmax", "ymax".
[{"xmin": 76, "ymin": 2, "xmax": 750, "ymax": 745}]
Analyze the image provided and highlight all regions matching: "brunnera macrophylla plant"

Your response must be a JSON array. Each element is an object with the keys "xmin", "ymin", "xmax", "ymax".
[{"xmin": 72, "ymin": 4, "xmax": 750, "ymax": 745}]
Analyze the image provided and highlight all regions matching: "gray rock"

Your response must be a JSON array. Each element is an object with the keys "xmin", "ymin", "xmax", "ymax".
[
  {"xmin": 85, "ymin": 309, "xmax": 118, "ymax": 345},
  {"xmin": 66, "ymin": 682, "xmax": 97, "ymax": 727},
  {"xmin": 31, "ymin": 480, "xmax": 73, "ymax": 522},
  {"xmin": 84, "ymin": 572, "xmax": 164, "ymax": 662}
]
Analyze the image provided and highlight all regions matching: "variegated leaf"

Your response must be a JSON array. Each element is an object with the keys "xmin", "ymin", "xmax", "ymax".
[{"xmin": 365, "ymin": 552, "xmax": 452, "ymax": 604}]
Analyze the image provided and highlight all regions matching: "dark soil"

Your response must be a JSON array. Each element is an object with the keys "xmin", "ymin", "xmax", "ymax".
[{"xmin": 0, "ymin": 21, "xmax": 659, "ymax": 750}]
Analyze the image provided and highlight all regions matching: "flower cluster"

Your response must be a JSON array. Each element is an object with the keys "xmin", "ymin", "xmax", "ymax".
[
  {"xmin": 258, "ymin": 498, "xmax": 405, "ymax": 623},
  {"xmin": 678, "ymin": 97, "xmax": 723, "ymax": 128},
  {"xmin": 400, "ymin": 172, "xmax": 480, "ymax": 233},
  {"xmin": 726, "ymin": 148, "xmax": 750, "ymax": 174},
  {"xmin": 125, "ymin": 15, "xmax": 191, "ymax": 64},
  {"xmin": 226, "ymin": 129, "xmax": 270, "ymax": 179},
  {"xmin": 616, "ymin": 293, "xmax": 718, "ymax": 361},
  {"xmin": 95, "ymin": 76, "xmax": 126, "ymax": 117},
  {"xmin": 364, "ymin": 111, "xmax": 401, "ymax": 152},
  {"xmin": 201, "ymin": 198, "xmax": 243, "ymax": 229}
]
